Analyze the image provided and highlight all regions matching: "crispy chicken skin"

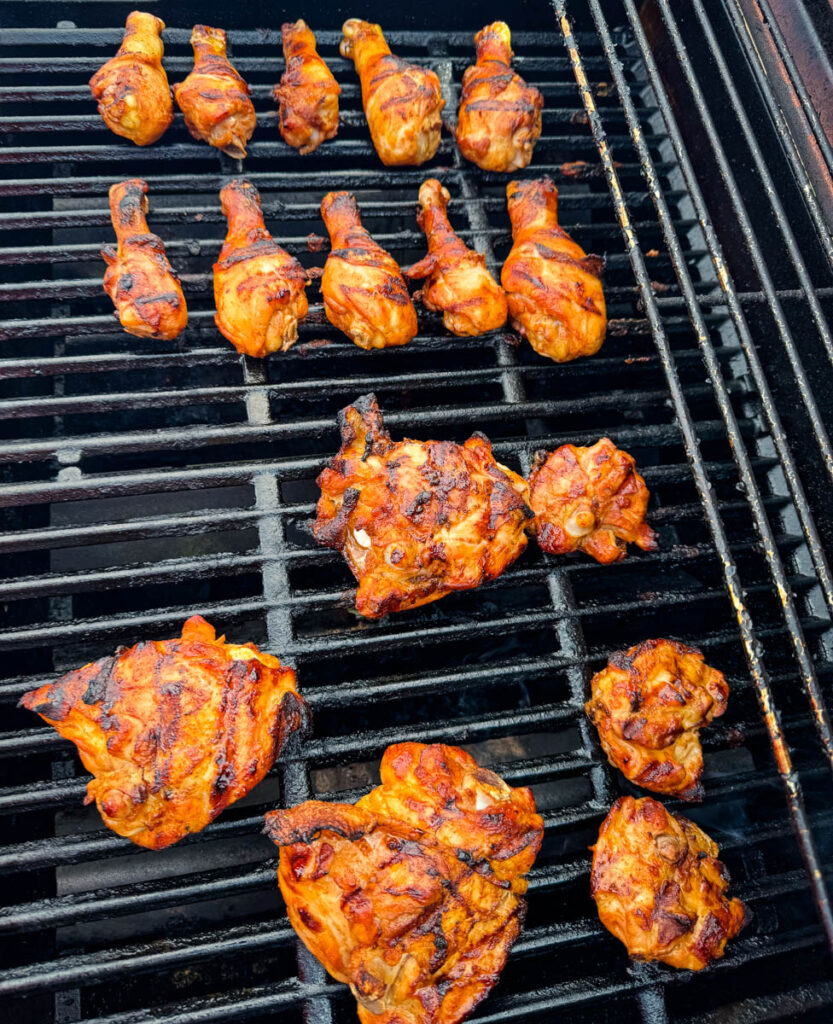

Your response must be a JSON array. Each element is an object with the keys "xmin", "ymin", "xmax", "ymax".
[
  {"xmin": 174, "ymin": 25, "xmax": 256, "ymax": 158},
  {"xmin": 274, "ymin": 20, "xmax": 341, "ymax": 155},
  {"xmin": 19, "ymin": 617, "xmax": 305, "ymax": 851},
  {"xmin": 586, "ymin": 640, "xmax": 729, "ymax": 800},
  {"xmin": 405, "ymin": 179, "xmax": 508, "ymax": 337},
  {"xmin": 456, "ymin": 23, "xmax": 543, "ymax": 173},
  {"xmin": 214, "ymin": 179, "xmax": 309, "ymax": 357},
  {"xmin": 101, "ymin": 178, "xmax": 187, "ymax": 341},
  {"xmin": 591, "ymin": 796, "xmax": 747, "ymax": 969},
  {"xmin": 312, "ymin": 395, "xmax": 532, "ymax": 618},
  {"xmin": 264, "ymin": 743, "xmax": 543, "ymax": 1024},
  {"xmin": 89, "ymin": 11, "xmax": 173, "ymax": 146},
  {"xmin": 340, "ymin": 19, "xmax": 445, "ymax": 166},
  {"xmin": 501, "ymin": 177, "xmax": 607, "ymax": 362},
  {"xmin": 527, "ymin": 438, "xmax": 657, "ymax": 564},
  {"xmin": 320, "ymin": 192, "xmax": 418, "ymax": 350}
]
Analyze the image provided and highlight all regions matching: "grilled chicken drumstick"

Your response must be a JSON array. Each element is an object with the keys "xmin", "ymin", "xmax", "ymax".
[
  {"xmin": 405, "ymin": 179, "xmax": 508, "ymax": 336},
  {"xmin": 265, "ymin": 742, "xmax": 543, "ymax": 1024},
  {"xmin": 89, "ymin": 10, "xmax": 173, "ymax": 146},
  {"xmin": 501, "ymin": 177, "xmax": 606, "ymax": 362},
  {"xmin": 274, "ymin": 20, "xmax": 341, "ymax": 155},
  {"xmin": 340, "ymin": 19, "xmax": 445, "ymax": 166},
  {"xmin": 101, "ymin": 178, "xmax": 187, "ymax": 340}
]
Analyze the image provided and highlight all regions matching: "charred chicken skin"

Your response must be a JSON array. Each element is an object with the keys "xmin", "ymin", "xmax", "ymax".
[
  {"xmin": 19, "ymin": 616, "xmax": 305, "ymax": 851},
  {"xmin": 214, "ymin": 179, "xmax": 309, "ymax": 357},
  {"xmin": 591, "ymin": 796, "xmax": 746, "ymax": 969},
  {"xmin": 174, "ymin": 25, "xmax": 256, "ymax": 158},
  {"xmin": 101, "ymin": 178, "xmax": 188, "ymax": 341},
  {"xmin": 320, "ymin": 191, "xmax": 418, "ymax": 349},
  {"xmin": 501, "ymin": 177, "xmax": 607, "ymax": 362},
  {"xmin": 274, "ymin": 20, "xmax": 341, "ymax": 155},
  {"xmin": 455, "ymin": 22, "xmax": 543, "ymax": 173},
  {"xmin": 89, "ymin": 10, "xmax": 173, "ymax": 146},
  {"xmin": 264, "ymin": 742, "xmax": 543, "ymax": 1024},
  {"xmin": 340, "ymin": 19, "xmax": 445, "ymax": 166},
  {"xmin": 586, "ymin": 639, "xmax": 729, "ymax": 800},
  {"xmin": 405, "ymin": 179, "xmax": 508, "ymax": 337}
]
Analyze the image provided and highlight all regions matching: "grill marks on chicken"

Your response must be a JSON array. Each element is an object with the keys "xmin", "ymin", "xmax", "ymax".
[
  {"xmin": 264, "ymin": 743, "xmax": 543, "ymax": 1024},
  {"xmin": 274, "ymin": 20, "xmax": 341, "ymax": 155}
]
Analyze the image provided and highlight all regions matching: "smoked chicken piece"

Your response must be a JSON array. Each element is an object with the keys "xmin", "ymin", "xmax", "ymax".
[
  {"xmin": 312, "ymin": 394, "xmax": 532, "ymax": 618},
  {"xmin": 19, "ymin": 616, "xmax": 305, "ymax": 851},
  {"xmin": 405, "ymin": 179, "xmax": 508, "ymax": 337},
  {"xmin": 527, "ymin": 438, "xmax": 656, "ymax": 564},
  {"xmin": 456, "ymin": 22, "xmax": 543, "ymax": 173},
  {"xmin": 586, "ymin": 639, "xmax": 729, "ymax": 800},
  {"xmin": 264, "ymin": 742, "xmax": 543, "ymax": 1024},
  {"xmin": 274, "ymin": 20, "xmax": 341, "ymax": 155},
  {"xmin": 320, "ymin": 192, "xmax": 418, "ymax": 350},
  {"xmin": 214, "ymin": 179, "xmax": 308, "ymax": 357},
  {"xmin": 174, "ymin": 25, "xmax": 256, "ymax": 158},
  {"xmin": 89, "ymin": 10, "xmax": 173, "ymax": 146},
  {"xmin": 101, "ymin": 178, "xmax": 187, "ymax": 340},
  {"xmin": 591, "ymin": 796, "xmax": 747, "ymax": 969},
  {"xmin": 501, "ymin": 177, "xmax": 607, "ymax": 362},
  {"xmin": 340, "ymin": 19, "xmax": 445, "ymax": 166}
]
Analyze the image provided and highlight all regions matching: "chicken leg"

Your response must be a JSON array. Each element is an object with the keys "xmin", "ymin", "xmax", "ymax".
[{"xmin": 274, "ymin": 20, "xmax": 340, "ymax": 155}]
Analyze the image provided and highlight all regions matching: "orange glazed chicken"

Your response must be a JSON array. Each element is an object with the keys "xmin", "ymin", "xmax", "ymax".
[
  {"xmin": 20, "ymin": 616, "xmax": 305, "ymax": 850},
  {"xmin": 320, "ymin": 191, "xmax": 418, "ymax": 349},
  {"xmin": 501, "ymin": 177, "xmax": 607, "ymax": 362},
  {"xmin": 89, "ymin": 10, "xmax": 173, "ymax": 146},
  {"xmin": 101, "ymin": 178, "xmax": 187, "ymax": 340},
  {"xmin": 214, "ymin": 179, "xmax": 308, "ymax": 357},
  {"xmin": 456, "ymin": 22, "xmax": 543, "ymax": 173},
  {"xmin": 591, "ymin": 796, "xmax": 747, "ymax": 969},
  {"xmin": 586, "ymin": 640, "xmax": 729, "ymax": 800},
  {"xmin": 174, "ymin": 25, "xmax": 256, "ymax": 158},
  {"xmin": 340, "ymin": 19, "xmax": 445, "ymax": 166},
  {"xmin": 264, "ymin": 743, "xmax": 543, "ymax": 1024},
  {"xmin": 312, "ymin": 395, "xmax": 533, "ymax": 618},
  {"xmin": 405, "ymin": 179, "xmax": 508, "ymax": 337},
  {"xmin": 274, "ymin": 20, "xmax": 340, "ymax": 154}
]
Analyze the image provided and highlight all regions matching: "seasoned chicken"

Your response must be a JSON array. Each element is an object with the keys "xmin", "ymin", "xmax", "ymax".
[
  {"xmin": 591, "ymin": 796, "xmax": 747, "ymax": 969},
  {"xmin": 527, "ymin": 438, "xmax": 656, "ymax": 564},
  {"xmin": 264, "ymin": 743, "xmax": 543, "ymax": 1024},
  {"xmin": 89, "ymin": 10, "xmax": 173, "ymax": 146},
  {"xmin": 501, "ymin": 177, "xmax": 607, "ymax": 362},
  {"xmin": 101, "ymin": 178, "xmax": 187, "ymax": 341},
  {"xmin": 405, "ymin": 179, "xmax": 508, "ymax": 337},
  {"xmin": 340, "ymin": 19, "xmax": 445, "ymax": 166},
  {"xmin": 174, "ymin": 25, "xmax": 256, "ymax": 158},
  {"xmin": 320, "ymin": 191, "xmax": 418, "ymax": 350},
  {"xmin": 19, "ymin": 616, "xmax": 305, "ymax": 851},
  {"xmin": 274, "ymin": 20, "xmax": 340, "ymax": 155},
  {"xmin": 456, "ymin": 23, "xmax": 543, "ymax": 173},
  {"xmin": 312, "ymin": 394, "xmax": 532, "ymax": 618},
  {"xmin": 586, "ymin": 639, "xmax": 729, "ymax": 800}
]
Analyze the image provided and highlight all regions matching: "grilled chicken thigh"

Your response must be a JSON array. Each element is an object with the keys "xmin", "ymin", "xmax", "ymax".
[
  {"xmin": 405, "ymin": 179, "xmax": 508, "ymax": 336},
  {"xmin": 274, "ymin": 20, "xmax": 341, "ymax": 154},
  {"xmin": 265, "ymin": 742, "xmax": 543, "ymax": 1024},
  {"xmin": 20, "ymin": 616, "xmax": 305, "ymax": 850}
]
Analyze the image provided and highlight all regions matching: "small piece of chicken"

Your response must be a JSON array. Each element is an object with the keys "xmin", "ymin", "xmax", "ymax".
[
  {"xmin": 340, "ymin": 19, "xmax": 445, "ymax": 166},
  {"xmin": 591, "ymin": 796, "xmax": 747, "ymax": 969},
  {"xmin": 173, "ymin": 25, "xmax": 256, "ymax": 158},
  {"xmin": 586, "ymin": 639, "xmax": 729, "ymax": 800},
  {"xmin": 320, "ymin": 191, "xmax": 418, "ymax": 350},
  {"xmin": 312, "ymin": 394, "xmax": 532, "ymax": 618},
  {"xmin": 527, "ymin": 438, "xmax": 656, "ymax": 564},
  {"xmin": 456, "ymin": 23, "xmax": 543, "ymax": 173},
  {"xmin": 19, "ymin": 616, "xmax": 305, "ymax": 850},
  {"xmin": 89, "ymin": 10, "xmax": 173, "ymax": 146},
  {"xmin": 501, "ymin": 177, "xmax": 607, "ymax": 362},
  {"xmin": 264, "ymin": 743, "xmax": 543, "ymax": 1024},
  {"xmin": 405, "ymin": 179, "xmax": 508, "ymax": 337},
  {"xmin": 101, "ymin": 178, "xmax": 188, "ymax": 341},
  {"xmin": 274, "ymin": 20, "xmax": 341, "ymax": 155}
]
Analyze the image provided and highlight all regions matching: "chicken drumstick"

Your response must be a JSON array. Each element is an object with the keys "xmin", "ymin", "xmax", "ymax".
[{"xmin": 274, "ymin": 20, "xmax": 341, "ymax": 155}]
